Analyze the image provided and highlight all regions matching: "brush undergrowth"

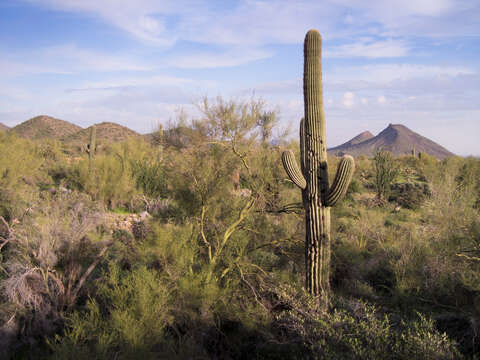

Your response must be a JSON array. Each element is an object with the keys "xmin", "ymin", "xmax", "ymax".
[{"xmin": 0, "ymin": 99, "xmax": 479, "ymax": 359}]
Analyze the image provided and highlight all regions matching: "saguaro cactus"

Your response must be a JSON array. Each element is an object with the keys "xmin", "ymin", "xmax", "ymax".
[
  {"xmin": 281, "ymin": 30, "xmax": 355, "ymax": 305},
  {"xmin": 86, "ymin": 125, "xmax": 96, "ymax": 174}
]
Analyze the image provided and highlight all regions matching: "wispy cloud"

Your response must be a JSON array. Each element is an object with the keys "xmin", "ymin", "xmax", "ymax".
[
  {"xmin": 26, "ymin": 0, "xmax": 180, "ymax": 45},
  {"xmin": 41, "ymin": 44, "xmax": 152, "ymax": 72},
  {"xmin": 342, "ymin": 92, "xmax": 355, "ymax": 107},
  {"xmin": 325, "ymin": 39, "xmax": 409, "ymax": 58},
  {"xmin": 26, "ymin": 0, "xmax": 480, "ymax": 48},
  {"xmin": 67, "ymin": 75, "xmax": 198, "ymax": 92},
  {"xmin": 327, "ymin": 64, "xmax": 475, "ymax": 87},
  {"xmin": 0, "ymin": 44, "xmax": 151, "ymax": 76},
  {"xmin": 167, "ymin": 47, "xmax": 273, "ymax": 69}
]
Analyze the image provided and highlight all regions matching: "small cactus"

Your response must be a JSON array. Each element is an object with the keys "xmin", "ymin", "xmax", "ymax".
[
  {"xmin": 86, "ymin": 125, "xmax": 96, "ymax": 174},
  {"xmin": 281, "ymin": 30, "xmax": 355, "ymax": 307}
]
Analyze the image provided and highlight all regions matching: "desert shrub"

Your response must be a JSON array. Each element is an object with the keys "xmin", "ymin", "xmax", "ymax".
[
  {"xmin": 345, "ymin": 178, "xmax": 363, "ymax": 201},
  {"xmin": 455, "ymin": 157, "xmax": 480, "ymax": 208},
  {"xmin": 0, "ymin": 133, "xmax": 44, "ymax": 221},
  {"xmin": 263, "ymin": 287, "xmax": 461, "ymax": 359},
  {"xmin": 50, "ymin": 216, "xmax": 277, "ymax": 359},
  {"xmin": 389, "ymin": 182, "xmax": 430, "ymax": 209},
  {"xmin": 131, "ymin": 158, "xmax": 167, "ymax": 198},
  {"xmin": 0, "ymin": 192, "xmax": 110, "ymax": 356},
  {"xmin": 65, "ymin": 142, "xmax": 140, "ymax": 209},
  {"xmin": 35, "ymin": 139, "xmax": 71, "ymax": 188},
  {"xmin": 373, "ymin": 149, "xmax": 399, "ymax": 201},
  {"xmin": 49, "ymin": 264, "xmax": 173, "ymax": 359},
  {"xmin": 3, "ymin": 99, "xmax": 477, "ymax": 359}
]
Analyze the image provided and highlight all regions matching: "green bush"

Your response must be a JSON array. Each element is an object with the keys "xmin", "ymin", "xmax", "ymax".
[
  {"xmin": 264, "ymin": 288, "xmax": 461, "ymax": 360},
  {"xmin": 373, "ymin": 149, "xmax": 399, "ymax": 202},
  {"xmin": 389, "ymin": 182, "xmax": 430, "ymax": 209},
  {"xmin": 50, "ymin": 264, "xmax": 173, "ymax": 359},
  {"xmin": 0, "ymin": 133, "xmax": 44, "ymax": 221}
]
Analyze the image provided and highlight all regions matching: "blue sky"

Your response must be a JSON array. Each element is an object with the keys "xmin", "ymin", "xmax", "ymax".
[{"xmin": 0, "ymin": 0, "xmax": 479, "ymax": 155}]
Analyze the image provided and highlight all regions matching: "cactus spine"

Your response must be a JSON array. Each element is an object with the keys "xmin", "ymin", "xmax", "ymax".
[
  {"xmin": 282, "ymin": 30, "xmax": 355, "ymax": 305},
  {"xmin": 86, "ymin": 125, "xmax": 96, "ymax": 174}
]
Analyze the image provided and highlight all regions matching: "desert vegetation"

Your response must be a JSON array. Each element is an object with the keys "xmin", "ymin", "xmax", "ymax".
[
  {"xmin": 1, "ymin": 31, "xmax": 479, "ymax": 359},
  {"xmin": 0, "ymin": 97, "xmax": 479, "ymax": 359}
]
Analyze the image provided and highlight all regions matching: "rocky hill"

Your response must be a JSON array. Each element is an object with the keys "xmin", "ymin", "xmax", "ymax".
[
  {"xmin": 0, "ymin": 123, "xmax": 9, "ymax": 132},
  {"xmin": 11, "ymin": 115, "xmax": 82, "ymax": 140},
  {"xmin": 62, "ymin": 122, "xmax": 140, "ymax": 146},
  {"xmin": 328, "ymin": 124, "xmax": 454, "ymax": 159},
  {"xmin": 336, "ymin": 130, "xmax": 374, "ymax": 148}
]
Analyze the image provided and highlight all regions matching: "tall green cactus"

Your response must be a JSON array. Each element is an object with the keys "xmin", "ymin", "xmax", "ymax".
[
  {"xmin": 282, "ymin": 30, "xmax": 355, "ymax": 305},
  {"xmin": 86, "ymin": 124, "xmax": 96, "ymax": 174}
]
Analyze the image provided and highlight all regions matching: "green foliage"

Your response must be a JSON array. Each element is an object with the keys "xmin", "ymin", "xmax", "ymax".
[
  {"xmin": 263, "ymin": 288, "xmax": 460, "ymax": 360},
  {"xmin": 0, "ymin": 132, "xmax": 44, "ymax": 221},
  {"xmin": 374, "ymin": 149, "xmax": 399, "ymax": 201},
  {"xmin": 2, "ymin": 101, "xmax": 479, "ymax": 359},
  {"xmin": 389, "ymin": 182, "xmax": 430, "ymax": 210},
  {"xmin": 50, "ymin": 264, "xmax": 172, "ymax": 359},
  {"xmin": 130, "ymin": 158, "xmax": 167, "ymax": 198},
  {"xmin": 455, "ymin": 156, "xmax": 480, "ymax": 208},
  {"xmin": 0, "ymin": 192, "xmax": 110, "ymax": 356},
  {"xmin": 66, "ymin": 139, "xmax": 146, "ymax": 209}
]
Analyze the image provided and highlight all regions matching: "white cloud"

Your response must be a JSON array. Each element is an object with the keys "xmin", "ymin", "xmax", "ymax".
[
  {"xmin": 332, "ymin": 0, "xmax": 478, "ymax": 37},
  {"xmin": 0, "ymin": 44, "xmax": 151, "ymax": 77},
  {"xmin": 0, "ymin": 60, "xmax": 72, "ymax": 76},
  {"xmin": 25, "ymin": 0, "xmax": 480, "ymax": 51},
  {"xmin": 27, "ymin": 0, "xmax": 180, "ymax": 45},
  {"xmin": 338, "ymin": 0, "xmax": 455, "ymax": 18},
  {"xmin": 342, "ymin": 92, "xmax": 355, "ymax": 107},
  {"xmin": 287, "ymin": 99, "xmax": 302, "ymax": 110},
  {"xmin": 68, "ymin": 75, "xmax": 198, "ymax": 92},
  {"xmin": 167, "ymin": 47, "xmax": 273, "ymax": 69},
  {"xmin": 41, "ymin": 44, "xmax": 151, "ymax": 72},
  {"xmin": 328, "ymin": 64, "xmax": 475, "ymax": 89},
  {"xmin": 325, "ymin": 39, "xmax": 409, "ymax": 58}
]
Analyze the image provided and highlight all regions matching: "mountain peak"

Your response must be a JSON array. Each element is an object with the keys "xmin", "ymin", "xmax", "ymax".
[
  {"xmin": 328, "ymin": 123, "xmax": 454, "ymax": 159},
  {"xmin": 11, "ymin": 115, "xmax": 82, "ymax": 140},
  {"xmin": 333, "ymin": 130, "xmax": 374, "ymax": 148},
  {"xmin": 62, "ymin": 122, "xmax": 140, "ymax": 145}
]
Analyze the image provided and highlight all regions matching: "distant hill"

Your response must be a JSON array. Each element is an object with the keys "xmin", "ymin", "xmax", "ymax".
[
  {"xmin": 63, "ymin": 122, "xmax": 140, "ymax": 146},
  {"xmin": 328, "ymin": 124, "xmax": 454, "ymax": 159},
  {"xmin": 0, "ymin": 123, "xmax": 8, "ymax": 132},
  {"xmin": 336, "ymin": 130, "xmax": 374, "ymax": 148},
  {"xmin": 11, "ymin": 115, "xmax": 82, "ymax": 140}
]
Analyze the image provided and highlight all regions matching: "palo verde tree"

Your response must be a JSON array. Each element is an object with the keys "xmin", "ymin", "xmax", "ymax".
[
  {"xmin": 281, "ymin": 30, "xmax": 355, "ymax": 307},
  {"xmin": 165, "ymin": 98, "xmax": 272, "ymax": 283}
]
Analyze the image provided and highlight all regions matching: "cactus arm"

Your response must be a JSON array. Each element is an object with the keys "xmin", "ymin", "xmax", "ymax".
[
  {"xmin": 282, "ymin": 150, "xmax": 307, "ymax": 189},
  {"xmin": 300, "ymin": 118, "xmax": 307, "ymax": 174},
  {"xmin": 325, "ymin": 155, "xmax": 355, "ymax": 206}
]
